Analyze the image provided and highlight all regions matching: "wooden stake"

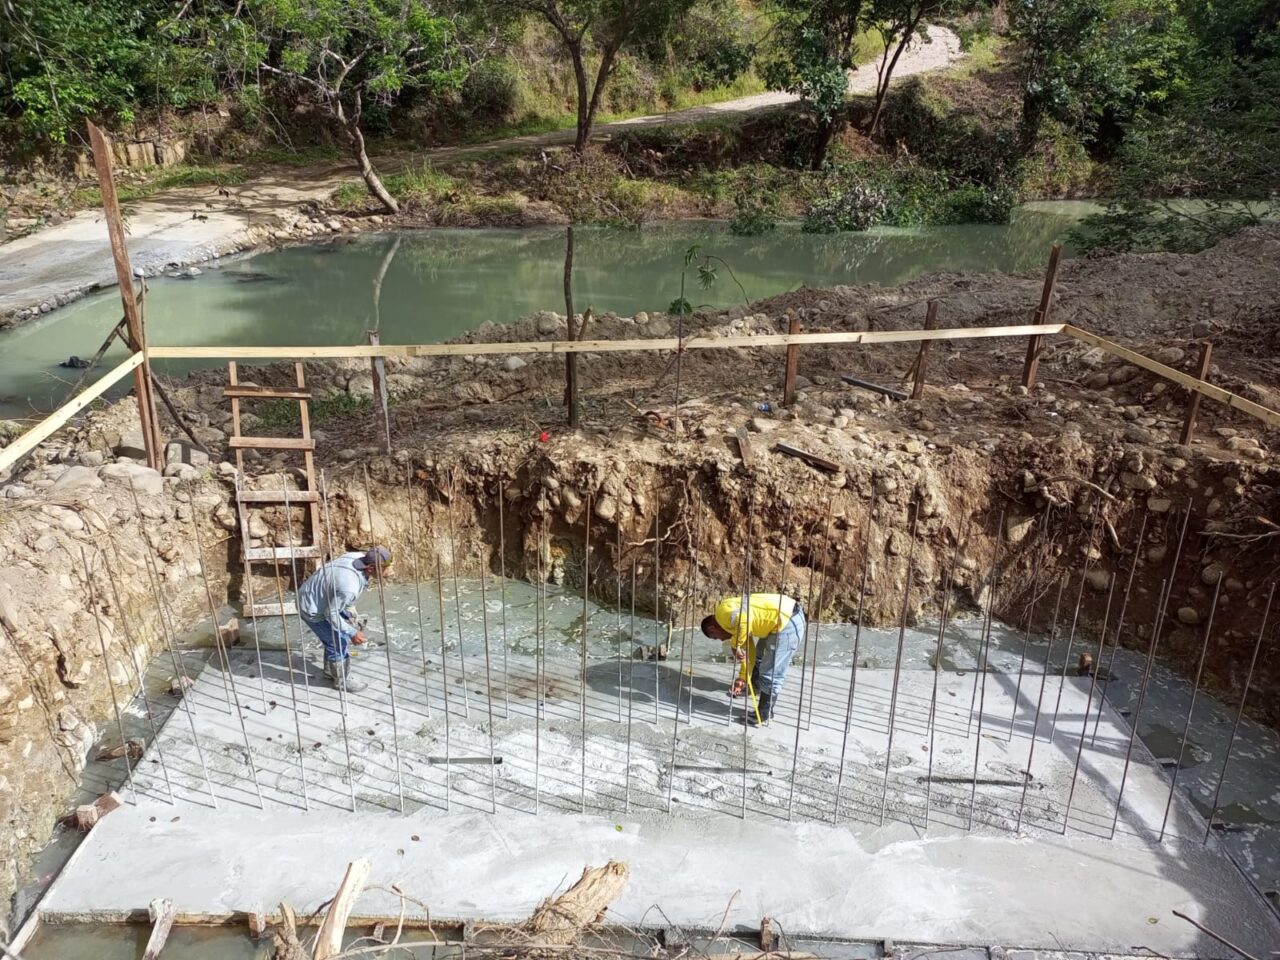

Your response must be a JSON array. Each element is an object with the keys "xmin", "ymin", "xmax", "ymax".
[
  {"xmin": 143, "ymin": 898, "xmax": 176, "ymax": 960},
  {"xmin": 367, "ymin": 330, "xmax": 392, "ymax": 454},
  {"xmin": 911, "ymin": 300, "xmax": 939, "ymax": 400},
  {"xmin": 782, "ymin": 313, "xmax": 801, "ymax": 406},
  {"xmin": 563, "ymin": 225, "xmax": 579, "ymax": 428},
  {"xmin": 1021, "ymin": 243, "xmax": 1063, "ymax": 389},
  {"xmin": 86, "ymin": 120, "xmax": 162, "ymax": 470},
  {"xmin": 314, "ymin": 859, "xmax": 372, "ymax": 960},
  {"xmin": 1180, "ymin": 341, "xmax": 1213, "ymax": 445}
]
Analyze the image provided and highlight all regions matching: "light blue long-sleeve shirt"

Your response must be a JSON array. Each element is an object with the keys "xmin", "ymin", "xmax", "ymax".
[{"xmin": 298, "ymin": 552, "xmax": 369, "ymax": 636}]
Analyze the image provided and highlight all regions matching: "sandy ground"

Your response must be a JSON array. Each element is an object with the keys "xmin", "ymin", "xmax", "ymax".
[{"xmin": 0, "ymin": 27, "xmax": 963, "ymax": 325}]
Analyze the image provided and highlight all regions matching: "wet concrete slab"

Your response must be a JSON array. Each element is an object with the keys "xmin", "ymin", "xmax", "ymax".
[{"xmin": 36, "ymin": 641, "xmax": 1280, "ymax": 956}]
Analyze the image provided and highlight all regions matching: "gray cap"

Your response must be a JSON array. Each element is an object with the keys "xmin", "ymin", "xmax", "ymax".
[{"xmin": 356, "ymin": 546, "xmax": 392, "ymax": 570}]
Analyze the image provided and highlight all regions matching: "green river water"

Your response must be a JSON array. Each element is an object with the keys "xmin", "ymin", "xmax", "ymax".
[{"xmin": 0, "ymin": 204, "xmax": 1092, "ymax": 418}]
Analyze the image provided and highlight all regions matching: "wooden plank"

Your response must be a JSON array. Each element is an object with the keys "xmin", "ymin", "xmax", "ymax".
[
  {"xmin": 0, "ymin": 352, "xmax": 145, "ymax": 475},
  {"xmin": 223, "ymin": 386, "xmax": 313, "ymax": 400},
  {"xmin": 782, "ymin": 314, "xmax": 801, "ymax": 406},
  {"xmin": 841, "ymin": 374, "xmax": 908, "ymax": 402},
  {"xmin": 244, "ymin": 545, "xmax": 321, "ymax": 562},
  {"xmin": 227, "ymin": 436, "xmax": 316, "ymax": 451},
  {"xmin": 735, "ymin": 426, "xmax": 755, "ymax": 471},
  {"xmin": 1063, "ymin": 325, "xmax": 1280, "ymax": 429},
  {"xmin": 87, "ymin": 121, "xmax": 161, "ymax": 470},
  {"xmin": 147, "ymin": 324, "xmax": 1069, "ymax": 360},
  {"xmin": 1181, "ymin": 341, "xmax": 1213, "ymax": 444},
  {"xmin": 314, "ymin": 860, "xmax": 372, "ymax": 960},
  {"xmin": 143, "ymin": 897, "xmax": 176, "ymax": 960},
  {"xmin": 775, "ymin": 442, "xmax": 841, "ymax": 473},
  {"xmin": 237, "ymin": 489, "xmax": 321, "ymax": 503},
  {"xmin": 1021, "ymin": 243, "xmax": 1063, "ymax": 389}
]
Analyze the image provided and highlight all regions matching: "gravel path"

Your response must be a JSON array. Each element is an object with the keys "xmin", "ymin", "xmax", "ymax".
[{"xmin": 0, "ymin": 26, "xmax": 964, "ymax": 327}]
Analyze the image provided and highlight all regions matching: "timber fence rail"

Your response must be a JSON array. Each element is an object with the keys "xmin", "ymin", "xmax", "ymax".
[{"xmin": 1, "ymin": 321, "xmax": 1277, "ymax": 478}]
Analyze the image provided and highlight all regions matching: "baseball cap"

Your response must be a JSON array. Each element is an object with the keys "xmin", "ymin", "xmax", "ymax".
[{"xmin": 357, "ymin": 546, "xmax": 392, "ymax": 571}]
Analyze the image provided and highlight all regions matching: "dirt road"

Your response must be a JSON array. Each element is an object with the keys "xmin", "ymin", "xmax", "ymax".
[{"xmin": 0, "ymin": 27, "xmax": 962, "ymax": 327}]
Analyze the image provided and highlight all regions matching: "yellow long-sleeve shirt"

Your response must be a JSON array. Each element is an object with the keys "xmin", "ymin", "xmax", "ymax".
[{"xmin": 714, "ymin": 593, "xmax": 800, "ymax": 681}]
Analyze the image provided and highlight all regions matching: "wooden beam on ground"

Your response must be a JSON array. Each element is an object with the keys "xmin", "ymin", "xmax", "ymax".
[
  {"xmin": 87, "ymin": 120, "xmax": 162, "ymax": 471},
  {"xmin": 782, "ymin": 313, "xmax": 801, "ymax": 407},
  {"xmin": 841, "ymin": 374, "xmax": 908, "ymax": 402},
  {"xmin": 1181, "ymin": 341, "xmax": 1213, "ymax": 445},
  {"xmin": 147, "ymin": 324, "xmax": 1068, "ymax": 360},
  {"xmin": 1063, "ymin": 325, "xmax": 1280, "ymax": 429},
  {"xmin": 775, "ymin": 442, "xmax": 841, "ymax": 473},
  {"xmin": 0, "ymin": 352, "xmax": 145, "ymax": 475},
  {"xmin": 143, "ymin": 897, "xmax": 177, "ymax": 960},
  {"xmin": 314, "ymin": 859, "xmax": 372, "ymax": 960},
  {"xmin": 1021, "ymin": 243, "xmax": 1063, "ymax": 389},
  {"xmin": 911, "ymin": 300, "xmax": 939, "ymax": 401}
]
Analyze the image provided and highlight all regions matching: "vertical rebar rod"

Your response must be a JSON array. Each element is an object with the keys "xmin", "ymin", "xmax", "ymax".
[
  {"xmin": 190, "ymin": 523, "xmax": 264, "ymax": 809},
  {"xmin": 478, "ymin": 555, "xmax": 498, "ymax": 815},
  {"xmin": 930, "ymin": 519, "xmax": 971, "ymax": 737},
  {"xmin": 880, "ymin": 503, "xmax": 919, "ymax": 826},
  {"xmin": 1159, "ymin": 574, "xmax": 1223, "ymax": 842},
  {"xmin": 1091, "ymin": 512, "xmax": 1153, "ymax": 745},
  {"xmin": 924, "ymin": 567, "xmax": 956, "ymax": 829},
  {"xmin": 805, "ymin": 496, "xmax": 836, "ymax": 731},
  {"xmin": 1015, "ymin": 577, "xmax": 1067, "ymax": 832},
  {"xmin": 667, "ymin": 536, "xmax": 696, "ymax": 814},
  {"xmin": 968, "ymin": 511, "xmax": 1004, "ymax": 831},
  {"xmin": 652, "ymin": 499, "xmax": 662, "ymax": 726},
  {"xmin": 190, "ymin": 519, "xmax": 233, "ymax": 714},
  {"xmin": 98, "ymin": 538, "xmax": 175, "ymax": 804},
  {"xmin": 446, "ymin": 474, "xmax": 471, "ymax": 719},
  {"xmin": 1049, "ymin": 514, "xmax": 1102, "ymax": 738},
  {"xmin": 129, "ymin": 481, "xmax": 220, "ymax": 809},
  {"xmin": 1063, "ymin": 571, "xmax": 1116, "ymax": 834},
  {"xmin": 81, "ymin": 547, "xmax": 136, "ymax": 802},
  {"xmin": 230, "ymin": 472, "xmax": 270, "ymax": 709},
  {"xmin": 1008, "ymin": 504, "xmax": 1051, "ymax": 741},
  {"xmin": 280, "ymin": 488, "xmax": 313, "ymax": 715},
  {"xmin": 434, "ymin": 557, "xmax": 452, "ymax": 812},
  {"xmin": 405, "ymin": 466, "xmax": 433, "ymax": 719},
  {"xmin": 362, "ymin": 464, "xmax": 405, "ymax": 813},
  {"xmin": 267, "ymin": 532, "xmax": 309, "ymax": 811},
  {"xmin": 498, "ymin": 481, "xmax": 511, "ymax": 719},
  {"xmin": 1205, "ymin": 582, "xmax": 1274, "ymax": 843},
  {"xmin": 616, "ymin": 521, "xmax": 624, "ymax": 722},
  {"xmin": 791, "ymin": 513, "xmax": 822, "ymax": 731},
  {"xmin": 740, "ymin": 488, "xmax": 755, "ymax": 821},
  {"xmin": 789, "ymin": 500, "xmax": 817, "ymax": 820},
  {"xmin": 319, "ymin": 471, "xmax": 357, "ymax": 812},
  {"xmin": 1110, "ymin": 578, "xmax": 1170, "ymax": 840},
  {"xmin": 534, "ymin": 531, "xmax": 544, "ymax": 814},
  {"xmin": 625, "ymin": 560, "xmax": 637, "ymax": 812},
  {"xmin": 580, "ymin": 496, "xmax": 592, "ymax": 813}
]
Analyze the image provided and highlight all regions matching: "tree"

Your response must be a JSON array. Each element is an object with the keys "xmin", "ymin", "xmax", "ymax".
[
  {"xmin": 761, "ymin": 0, "xmax": 866, "ymax": 169},
  {"xmin": 232, "ymin": 0, "xmax": 465, "ymax": 213},
  {"xmin": 500, "ymin": 0, "xmax": 696, "ymax": 152}
]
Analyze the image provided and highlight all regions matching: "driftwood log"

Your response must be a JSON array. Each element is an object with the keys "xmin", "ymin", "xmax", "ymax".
[{"xmin": 523, "ymin": 860, "xmax": 630, "ymax": 946}]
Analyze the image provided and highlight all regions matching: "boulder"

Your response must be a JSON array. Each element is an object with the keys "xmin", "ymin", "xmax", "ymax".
[
  {"xmin": 48, "ymin": 465, "xmax": 104, "ymax": 498},
  {"xmin": 503, "ymin": 355, "xmax": 528, "ymax": 372},
  {"xmin": 165, "ymin": 441, "xmax": 210, "ymax": 468},
  {"xmin": 99, "ymin": 462, "xmax": 164, "ymax": 497}
]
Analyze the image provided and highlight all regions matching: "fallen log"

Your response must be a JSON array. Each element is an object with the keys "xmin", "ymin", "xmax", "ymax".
[
  {"xmin": 143, "ymin": 897, "xmax": 176, "ymax": 960},
  {"xmin": 314, "ymin": 859, "xmax": 372, "ymax": 960},
  {"xmin": 524, "ymin": 861, "xmax": 630, "ymax": 946}
]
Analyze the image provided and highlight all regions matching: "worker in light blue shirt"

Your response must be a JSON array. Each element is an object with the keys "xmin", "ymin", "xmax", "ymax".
[{"xmin": 297, "ymin": 546, "xmax": 392, "ymax": 692}]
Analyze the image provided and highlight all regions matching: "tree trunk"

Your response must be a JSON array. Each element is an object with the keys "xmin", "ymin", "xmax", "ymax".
[
  {"xmin": 576, "ymin": 45, "xmax": 619, "ymax": 153},
  {"xmin": 811, "ymin": 118, "xmax": 837, "ymax": 170},
  {"xmin": 868, "ymin": 18, "xmax": 921, "ymax": 138},
  {"xmin": 337, "ymin": 94, "xmax": 399, "ymax": 214},
  {"xmin": 569, "ymin": 42, "xmax": 592, "ymax": 153},
  {"xmin": 563, "ymin": 225, "xmax": 578, "ymax": 427}
]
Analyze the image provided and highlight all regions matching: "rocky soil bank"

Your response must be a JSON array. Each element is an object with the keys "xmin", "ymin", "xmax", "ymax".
[{"xmin": 2, "ymin": 228, "xmax": 1279, "ymax": 928}]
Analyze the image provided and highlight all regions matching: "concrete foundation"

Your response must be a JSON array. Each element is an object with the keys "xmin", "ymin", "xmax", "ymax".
[{"xmin": 32, "ymin": 626, "xmax": 1280, "ymax": 958}]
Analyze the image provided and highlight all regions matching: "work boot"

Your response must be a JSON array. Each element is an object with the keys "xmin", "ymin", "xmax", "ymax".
[
  {"xmin": 739, "ymin": 691, "xmax": 774, "ymax": 727},
  {"xmin": 326, "ymin": 658, "xmax": 367, "ymax": 693}
]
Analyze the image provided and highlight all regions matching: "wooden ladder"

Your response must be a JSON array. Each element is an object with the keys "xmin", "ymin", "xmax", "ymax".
[{"xmin": 226, "ymin": 361, "xmax": 324, "ymax": 617}]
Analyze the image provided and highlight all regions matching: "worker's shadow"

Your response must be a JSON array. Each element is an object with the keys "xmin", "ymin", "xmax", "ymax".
[{"xmin": 585, "ymin": 660, "xmax": 735, "ymax": 720}]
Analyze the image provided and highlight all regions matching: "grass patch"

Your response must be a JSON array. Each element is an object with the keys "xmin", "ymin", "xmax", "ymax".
[
  {"xmin": 253, "ymin": 392, "xmax": 373, "ymax": 429},
  {"xmin": 946, "ymin": 34, "xmax": 1005, "ymax": 78}
]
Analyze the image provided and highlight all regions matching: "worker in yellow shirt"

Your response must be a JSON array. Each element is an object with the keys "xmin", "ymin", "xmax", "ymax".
[{"xmin": 701, "ymin": 593, "xmax": 805, "ymax": 726}]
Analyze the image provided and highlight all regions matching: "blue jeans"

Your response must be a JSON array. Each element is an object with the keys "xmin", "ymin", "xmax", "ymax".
[
  {"xmin": 303, "ymin": 618, "xmax": 351, "ymax": 663},
  {"xmin": 751, "ymin": 607, "xmax": 805, "ymax": 697}
]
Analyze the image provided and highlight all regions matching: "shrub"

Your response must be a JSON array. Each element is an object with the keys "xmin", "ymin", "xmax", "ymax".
[
  {"xmin": 802, "ymin": 185, "xmax": 889, "ymax": 232},
  {"xmin": 937, "ymin": 183, "xmax": 1015, "ymax": 224},
  {"xmin": 463, "ymin": 59, "xmax": 519, "ymax": 120}
]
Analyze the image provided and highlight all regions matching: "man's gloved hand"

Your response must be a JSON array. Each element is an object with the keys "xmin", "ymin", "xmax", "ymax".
[
  {"xmin": 732, "ymin": 646, "xmax": 746, "ymax": 662},
  {"xmin": 730, "ymin": 677, "xmax": 746, "ymax": 697},
  {"xmin": 352, "ymin": 630, "xmax": 368, "ymax": 645}
]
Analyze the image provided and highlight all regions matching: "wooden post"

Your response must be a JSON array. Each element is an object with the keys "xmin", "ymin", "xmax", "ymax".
[
  {"xmin": 782, "ymin": 313, "xmax": 802, "ymax": 406},
  {"xmin": 86, "ymin": 120, "xmax": 162, "ymax": 470},
  {"xmin": 367, "ymin": 330, "xmax": 391, "ymax": 454},
  {"xmin": 1020, "ymin": 243, "xmax": 1063, "ymax": 390},
  {"xmin": 1180, "ymin": 341, "xmax": 1213, "ymax": 445},
  {"xmin": 911, "ymin": 300, "xmax": 939, "ymax": 400},
  {"xmin": 563, "ymin": 225, "xmax": 579, "ymax": 428}
]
